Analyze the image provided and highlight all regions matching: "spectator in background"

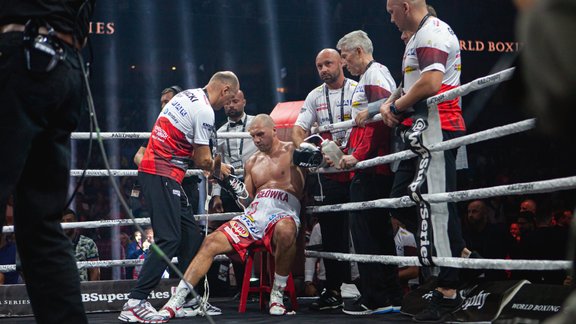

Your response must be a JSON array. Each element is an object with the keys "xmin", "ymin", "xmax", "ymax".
[
  {"xmin": 520, "ymin": 198, "xmax": 537, "ymax": 214},
  {"xmin": 554, "ymin": 209, "xmax": 573, "ymax": 228},
  {"xmin": 509, "ymin": 223, "xmax": 521, "ymax": 243},
  {"xmin": 125, "ymin": 230, "xmax": 143, "ymax": 280},
  {"xmin": 462, "ymin": 200, "xmax": 513, "ymax": 280},
  {"xmin": 516, "ymin": 211, "xmax": 536, "ymax": 238},
  {"xmin": 133, "ymin": 227, "xmax": 168, "ymax": 280},
  {"xmin": 391, "ymin": 217, "xmax": 419, "ymax": 294},
  {"xmin": 120, "ymin": 232, "xmax": 131, "ymax": 279},
  {"xmin": 513, "ymin": 210, "xmax": 569, "ymax": 284},
  {"xmin": 62, "ymin": 209, "xmax": 100, "ymax": 281}
]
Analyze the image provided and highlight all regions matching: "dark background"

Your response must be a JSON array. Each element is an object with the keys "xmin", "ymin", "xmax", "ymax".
[{"xmin": 85, "ymin": 0, "xmax": 519, "ymax": 130}]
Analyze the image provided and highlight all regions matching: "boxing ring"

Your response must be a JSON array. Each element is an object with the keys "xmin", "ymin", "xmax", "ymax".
[{"xmin": 1, "ymin": 67, "xmax": 575, "ymax": 322}]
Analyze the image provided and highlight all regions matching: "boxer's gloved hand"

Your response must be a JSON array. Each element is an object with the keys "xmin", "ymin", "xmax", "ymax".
[
  {"xmin": 215, "ymin": 174, "xmax": 249, "ymax": 201},
  {"xmin": 293, "ymin": 142, "xmax": 323, "ymax": 168}
]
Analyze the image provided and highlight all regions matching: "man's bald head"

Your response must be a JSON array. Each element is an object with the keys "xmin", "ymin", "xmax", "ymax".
[
  {"xmin": 205, "ymin": 71, "xmax": 240, "ymax": 110},
  {"xmin": 250, "ymin": 114, "xmax": 276, "ymax": 130},
  {"xmin": 387, "ymin": 0, "xmax": 429, "ymax": 32},
  {"xmin": 315, "ymin": 48, "xmax": 344, "ymax": 87},
  {"xmin": 316, "ymin": 48, "xmax": 340, "ymax": 61},
  {"xmin": 209, "ymin": 71, "xmax": 239, "ymax": 91},
  {"xmin": 387, "ymin": 0, "xmax": 427, "ymax": 9}
]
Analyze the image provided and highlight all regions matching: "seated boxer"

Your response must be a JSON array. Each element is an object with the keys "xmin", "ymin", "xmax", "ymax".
[{"xmin": 159, "ymin": 114, "xmax": 307, "ymax": 317}]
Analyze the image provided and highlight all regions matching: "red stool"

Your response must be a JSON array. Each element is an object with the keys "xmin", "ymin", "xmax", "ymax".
[{"xmin": 237, "ymin": 244, "xmax": 298, "ymax": 313}]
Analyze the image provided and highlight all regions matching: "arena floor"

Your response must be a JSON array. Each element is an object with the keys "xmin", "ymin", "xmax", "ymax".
[{"xmin": 4, "ymin": 297, "xmax": 413, "ymax": 323}]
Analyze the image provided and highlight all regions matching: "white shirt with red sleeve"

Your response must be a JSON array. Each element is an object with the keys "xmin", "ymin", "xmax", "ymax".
[
  {"xmin": 402, "ymin": 16, "xmax": 465, "ymax": 132},
  {"xmin": 139, "ymin": 88, "xmax": 215, "ymax": 183}
]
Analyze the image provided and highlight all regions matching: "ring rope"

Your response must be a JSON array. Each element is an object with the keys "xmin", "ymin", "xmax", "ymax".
[
  {"xmin": 71, "ymin": 131, "xmax": 252, "ymax": 140},
  {"xmin": 0, "ymin": 249, "xmax": 568, "ymax": 273},
  {"xmin": 70, "ymin": 169, "xmax": 205, "ymax": 177},
  {"xmin": 318, "ymin": 118, "xmax": 535, "ymax": 173},
  {"xmin": 70, "ymin": 169, "xmax": 245, "ymax": 177},
  {"xmin": 308, "ymin": 175, "xmax": 576, "ymax": 213},
  {"xmin": 1, "ymin": 212, "xmax": 241, "ymax": 234},
  {"xmin": 305, "ymin": 251, "xmax": 571, "ymax": 271},
  {"xmin": 0, "ymin": 255, "xmax": 230, "ymax": 273}
]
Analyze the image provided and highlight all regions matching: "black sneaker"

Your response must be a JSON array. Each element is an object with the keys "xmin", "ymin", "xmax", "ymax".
[
  {"xmin": 310, "ymin": 289, "xmax": 343, "ymax": 311},
  {"xmin": 413, "ymin": 290, "xmax": 463, "ymax": 323},
  {"xmin": 342, "ymin": 297, "xmax": 401, "ymax": 315}
]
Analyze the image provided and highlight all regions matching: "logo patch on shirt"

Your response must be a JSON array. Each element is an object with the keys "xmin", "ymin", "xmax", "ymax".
[
  {"xmin": 172, "ymin": 189, "xmax": 181, "ymax": 197},
  {"xmin": 404, "ymin": 66, "xmax": 417, "ymax": 73},
  {"xmin": 153, "ymin": 126, "xmax": 168, "ymax": 142},
  {"xmin": 202, "ymin": 122, "xmax": 214, "ymax": 131},
  {"xmin": 224, "ymin": 226, "xmax": 240, "ymax": 243}
]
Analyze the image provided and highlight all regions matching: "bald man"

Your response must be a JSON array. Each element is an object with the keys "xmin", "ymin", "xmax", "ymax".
[
  {"xmin": 160, "ymin": 114, "xmax": 306, "ymax": 317},
  {"xmin": 383, "ymin": 1, "xmax": 466, "ymax": 322},
  {"xmin": 119, "ymin": 71, "xmax": 239, "ymax": 323},
  {"xmin": 293, "ymin": 48, "xmax": 357, "ymax": 311}
]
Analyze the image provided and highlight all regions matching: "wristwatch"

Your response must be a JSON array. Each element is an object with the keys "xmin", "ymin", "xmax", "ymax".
[{"xmin": 389, "ymin": 102, "xmax": 401, "ymax": 115}]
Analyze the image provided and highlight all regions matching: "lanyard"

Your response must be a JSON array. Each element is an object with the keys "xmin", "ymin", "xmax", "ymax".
[
  {"xmin": 324, "ymin": 79, "xmax": 347, "ymax": 125},
  {"xmin": 415, "ymin": 13, "xmax": 431, "ymax": 37},
  {"xmin": 225, "ymin": 114, "xmax": 247, "ymax": 161}
]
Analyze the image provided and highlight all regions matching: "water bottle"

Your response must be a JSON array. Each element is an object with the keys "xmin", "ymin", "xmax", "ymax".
[{"xmin": 321, "ymin": 140, "xmax": 344, "ymax": 169}]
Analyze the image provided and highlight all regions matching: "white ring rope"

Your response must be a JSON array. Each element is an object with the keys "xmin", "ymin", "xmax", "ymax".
[
  {"xmin": 70, "ymin": 169, "xmax": 205, "ymax": 177},
  {"xmin": 71, "ymin": 131, "xmax": 252, "ymax": 140},
  {"xmin": 0, "ymin": 255, "xmax": 230, "ymax": 273},
  {"xmin": 1, "ymin": 249, "xmax": 567, "ymax": 273},
  {"xmin": 424, "ymin": 67, "xmax": 515, "ymax": 106},
  {"xmin": 305, "ymin": 251, "xmax": 571, "ymax": 271},
  {"xmin": 2, "ymin": 212, "xmax": 241, "ymax": 234},
  {"xmin": 308, "ymin": 175, "xmax": 576, "ymax": 213},
  {"xmin": 319, "ymin": 118, "xmax": 535, "ymax": 173},
  {"xmin": 1, "ymin": 246, "xmax": 567, "ymax": 273}
]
